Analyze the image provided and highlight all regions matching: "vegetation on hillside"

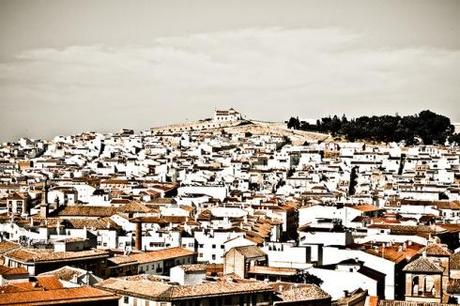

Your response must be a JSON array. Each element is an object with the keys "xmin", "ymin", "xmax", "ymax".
[{"xmin": 287, "ymin": 110, "xmax": 459, "ymax": 145}]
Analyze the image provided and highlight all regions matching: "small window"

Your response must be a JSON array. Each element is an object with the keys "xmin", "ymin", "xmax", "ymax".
[
  {"xmin": 212, "ymin": 244, "xmax": 216, "ymax": 249},
  {"xmin": 123, "ymin": 296, "xmax": 129, "ymax": 303}
]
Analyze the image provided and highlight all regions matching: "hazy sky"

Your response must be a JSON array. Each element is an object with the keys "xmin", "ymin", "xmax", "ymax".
[{"xmin": 0, "ymin": 0, "xmax": 459, "ymax": 141}]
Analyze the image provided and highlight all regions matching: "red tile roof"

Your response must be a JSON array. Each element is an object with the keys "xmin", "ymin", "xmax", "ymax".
[{"xmin": 0, "ymin": 286, "xmax": 118, "ymax": 305}]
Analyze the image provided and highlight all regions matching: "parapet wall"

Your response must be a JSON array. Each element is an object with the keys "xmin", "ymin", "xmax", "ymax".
[{"xmin": 150, "ymin": 119, "xmax": 243, "ymax": 134}]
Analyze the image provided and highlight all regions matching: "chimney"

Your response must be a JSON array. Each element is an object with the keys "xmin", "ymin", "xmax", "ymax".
[
  {"xmin": 135, "ymin": 221, "xmax": 143, "ymax": 250},
  {"xmin": 40, "ymin": 203, "xmax": 49, "ymax": 219},
  {"xmin": 56, "ymin": 219, "xmax": 61, "ymax": 235},
  {"xmin": 40, "ymin": 180, "xmax": 49, "ymax": 218},
  {"xmin": 43, "ymin": 179, "xmax": 49, "ymax": 204}
]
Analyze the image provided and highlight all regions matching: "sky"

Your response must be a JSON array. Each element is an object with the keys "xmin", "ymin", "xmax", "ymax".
[{"xmin": 0, "ymin": 0, "xmax": 459, "ymax": 141}]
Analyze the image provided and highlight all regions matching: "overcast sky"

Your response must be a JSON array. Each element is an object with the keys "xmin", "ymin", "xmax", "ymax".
[{"xmin": 0, "ymin": 0, "xmax": 459, "ymax": 141}]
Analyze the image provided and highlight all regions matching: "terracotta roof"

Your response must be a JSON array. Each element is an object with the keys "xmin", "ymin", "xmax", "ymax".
[
  {"xmin": 7, "ymin": 192, "xmax": 26, "ymax": 200},
  {"xmin": 132, "ymin": 216, "xmax": 187, "ymax": 224},
  {"xmin": 34, "ymin": 275, "xmax": 64, "ymax": 290},
  {"xmin": 0, "ymin": 265, "xmax": 28, "ymax": 277},
  {"xmin": 177, "ymin": 264, "xmax": 207, "ymax": 272},
  {"xmin": 38, "ymin": 266, "xmax": 89, "ymax": 282},
  {"xmin": 367, "ymin": 224, "xmax": 446, "ymax": 238},
  {"xmin": 56, "ymin": 206, "xmax": 118, "ymax": 217},
  {"xmin": 437, "ymin": 223, "xmax": 460, "ymax": 233},
  {"xmin": 232, "ymin": 246, "xmax": 266, "ymax": 258},
  {"xmin": 0, "ymin": 282, "xmax": 38, "ymax": 294},
  {"xmin": 368, "ymin": 296, "xmax": 379, "ymax": 306},
  {"xmin": 248, "ymin": 266, "xmax": 297, "ymax": 276},
  {"xmin": 110, "ymin": 247, "xmax": 195, "ymax": 266},
  {"xmin": 419, "ymin": 244, "xmax": 452, "ymax": 257},
  {"xmin": 100, "ymin": 179, "xmax": 129, "ymax": 185},
  {"xmin": 436, "ymin": 201, "xmax": 460, "ymax": 210},
  {"xmin": 346, "ymin": 204, "xmax": 383, "ymax": 212},
  {"xmin": 117, "ymin": 201, "xmax": 153, "ymax": 213},
  {"xmin": 5, "ymin": 248, "xmax": 109, "ymax": 263},
  {"xmin": 447, "ymin": 278, "xmax": 460, "ymax": 294},
  {"xmin": 0, "ymin": 241, "xmax": 20, "ymax": 254},
  {"xmin": 65, "ymin": 217, "xmax": 121, "ymax": 230},
  {"xmin": 0, "ymin": 286, "xmax": 118, "ymax": 305},
  {"xmin": 96, "ymin": 275, "xmax": 272, "ymax": 301},
  {"xmin": 450, "ymin": 252, "xmax": 460, "ymax": 270},
  {"xmin": 244, "ymin": 231, "xmax": 265, "ymax": 244},
  {"xmin": 363, "ymin": 243, "xmax": 422, "ymax": 263},
  {"xmin": 271, "ymin": 282, "xmax": 330, "ymax": 302},
  {"xmin": 403, "ymin": 257, "xmax": 443, "ymax": 273},
  {"xmin": 108, "ymin": 255, "xmax": 138, "ymax": 266}
]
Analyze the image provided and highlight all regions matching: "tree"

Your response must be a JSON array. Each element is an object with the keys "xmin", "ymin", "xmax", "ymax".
[
  {"xmin": 349, "ymin": 166, "xmax": 358, "ymax": 196},
  {"xmin": 287, "ymin": 117, "xmax": 300, "ymax": 129},
  {"xmin": 294, "ymin": 271, "xmax": 323, "ymax": 286},
  {"xmin": 417, "ymin": 110, "xmax": 453, "ymax": 144},
  {"xmin": 287, "ymin": 110, "xmax": 456, "ymax": 144},
  {"xmin": 449, "ymin": 133, "xmax": 460, "ymax": 145}
]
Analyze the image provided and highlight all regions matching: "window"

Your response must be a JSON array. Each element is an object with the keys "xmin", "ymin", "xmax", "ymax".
[
  {"xmin": 212, "ymin": 254, "xmax": 216, "ymax": 260},
  {"xmin": 199, "ymin": 244, "xmax": 204, "ymax": 248},
  {"xmin": 221, "ymin": 245, "xmax": 225, "ymax": 249},
  {"xmin": 212, "ymin": 244, "xmax": 216, "ymax": 249},
  {"xmin": 123, "ymin": 296, "xmax": 129, "ymax": 304}
]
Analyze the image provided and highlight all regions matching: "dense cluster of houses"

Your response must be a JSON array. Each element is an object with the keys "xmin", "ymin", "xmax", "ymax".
[{"xmin": 0, "ymin": 109, "xmax": 460, "ymax": 306}]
